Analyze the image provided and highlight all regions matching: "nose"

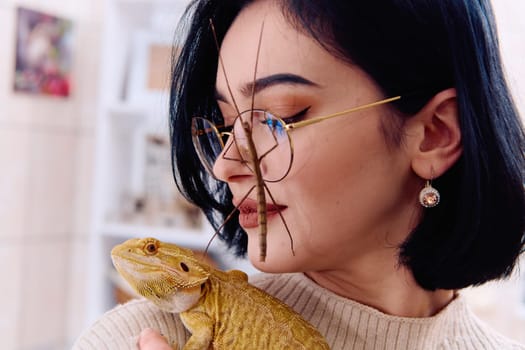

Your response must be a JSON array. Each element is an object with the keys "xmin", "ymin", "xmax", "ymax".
[{"xmin": 212, "ymin": 135, "xmax": 253, "ymax": 183}]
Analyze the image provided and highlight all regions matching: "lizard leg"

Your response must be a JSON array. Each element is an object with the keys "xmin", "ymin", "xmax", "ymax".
[{"xmin": 179, "ymin": 312, "xmax": 214, "ymax": 350}]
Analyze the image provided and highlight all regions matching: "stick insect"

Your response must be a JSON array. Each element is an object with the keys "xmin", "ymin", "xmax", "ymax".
[
  {"xmin": 196, "ymin": 19, "xmax": 401, "ymax": 262},
  {"xmin": 203, "ymin": 19, "xmax": 294, "ymax": 262}
]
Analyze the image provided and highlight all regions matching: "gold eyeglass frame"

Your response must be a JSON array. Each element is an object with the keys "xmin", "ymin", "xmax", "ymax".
[{"xmin": 192, "ymin": 95, "xmax": 402, "ymax": 181}]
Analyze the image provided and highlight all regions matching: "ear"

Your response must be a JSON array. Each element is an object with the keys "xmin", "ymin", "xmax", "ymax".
[{"xmin": 406, "ymin": 88, "xmax": 462, "ymax": 180}]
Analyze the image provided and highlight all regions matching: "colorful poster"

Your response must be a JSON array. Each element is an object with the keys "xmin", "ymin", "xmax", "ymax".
[{"xmin": 14, "ymin": 7, "xmax": 73, "ymax": 97}]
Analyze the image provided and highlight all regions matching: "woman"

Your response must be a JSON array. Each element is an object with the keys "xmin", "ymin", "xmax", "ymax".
[{"xmin": 75, "ymin": 0, "xmax": 525, "ymax": 349}]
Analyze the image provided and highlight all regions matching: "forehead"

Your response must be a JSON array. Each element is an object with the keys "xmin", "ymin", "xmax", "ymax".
[
  {"xmin": 217, "ymin": 1, "xmax": 341, "ymax": 95},
  {"xmin": 215, "ymin": 0, "xmax": 383, "ymax": 111}
]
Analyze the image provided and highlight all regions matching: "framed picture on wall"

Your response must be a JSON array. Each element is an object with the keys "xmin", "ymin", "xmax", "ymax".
[{"xmin": 13, "ymin": 7, "xmax": 73, "ymax": 97}]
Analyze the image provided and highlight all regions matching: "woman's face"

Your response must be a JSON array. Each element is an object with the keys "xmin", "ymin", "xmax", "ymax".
[{"xmin": 213, "ymin": 0, "xmax": 422, "ymax": 272}]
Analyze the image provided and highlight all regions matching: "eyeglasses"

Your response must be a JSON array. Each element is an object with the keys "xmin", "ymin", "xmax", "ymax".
[{"xmin": 191, "ymin": 95, "xmax": 401, "ymax": 182}]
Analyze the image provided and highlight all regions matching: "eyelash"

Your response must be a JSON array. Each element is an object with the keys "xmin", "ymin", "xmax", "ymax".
[
  {"xmin": 281, "ymin": 106, "xmax": 311, "ymax": 124},
  {"xmin": 219, "ymin": 106, "xmax": 311, "ymax": 129}
]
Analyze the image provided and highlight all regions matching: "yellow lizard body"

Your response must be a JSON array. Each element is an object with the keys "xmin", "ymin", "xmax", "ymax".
[{"xmin": 111, "ymin": 237, "xmax": 330, "ymax": 350}]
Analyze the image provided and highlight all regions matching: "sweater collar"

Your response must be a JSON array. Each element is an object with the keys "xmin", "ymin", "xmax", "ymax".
[{"xmin": 274, "ymin": 273, "xmax": 471, "ymax": 349}]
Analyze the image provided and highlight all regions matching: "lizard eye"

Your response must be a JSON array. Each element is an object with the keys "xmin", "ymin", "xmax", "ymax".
[
  {"xmin": 180, "ymin": 262, "xmax": 190, "ymax": 272},
  {"xmin": 144, "ymin": 242, "xmax": 158, "ymax": 255}
]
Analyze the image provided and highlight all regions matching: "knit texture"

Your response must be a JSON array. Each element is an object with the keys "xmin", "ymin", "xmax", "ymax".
[{"xmin": 73, "ymin": 272, "xmax": 524, "ymax": 349}]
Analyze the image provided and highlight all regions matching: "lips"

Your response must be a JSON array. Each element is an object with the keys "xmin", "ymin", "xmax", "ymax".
[{"xmin": 235, "ymin": 198, "xmax": 287, "ymax": 229}]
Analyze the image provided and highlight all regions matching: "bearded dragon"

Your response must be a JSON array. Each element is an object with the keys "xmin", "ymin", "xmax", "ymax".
[{"xmin": 111, "ymin": 237, "xmax": 330, "ymax": 350}]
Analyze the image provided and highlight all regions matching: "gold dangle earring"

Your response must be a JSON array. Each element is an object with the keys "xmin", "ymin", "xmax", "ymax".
[{"xmin": 419, "ymin": 170, "xmax": 440, "ymax": 208}]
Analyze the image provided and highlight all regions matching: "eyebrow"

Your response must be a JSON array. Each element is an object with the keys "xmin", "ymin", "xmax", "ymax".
[{"xmin": 215, "ymin": 73, "xmax": 320, "ymax": 103}]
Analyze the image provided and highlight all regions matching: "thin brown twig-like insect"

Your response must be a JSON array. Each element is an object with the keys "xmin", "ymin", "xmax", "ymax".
[{"xmin": 205, "ymin": 19, "xmax": 295, "ymax": 262}]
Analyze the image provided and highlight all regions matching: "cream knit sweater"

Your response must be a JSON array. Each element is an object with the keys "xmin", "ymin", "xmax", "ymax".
[{"xmin": 74, "ymin": 272, "xmax": 523, "ymax": 349}]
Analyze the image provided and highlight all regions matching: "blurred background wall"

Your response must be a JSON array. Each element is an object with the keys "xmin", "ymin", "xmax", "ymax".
[
  {"xmin": 0, "ymin": 0, "xmax": 103, "ymax": 348},
  {"xmin": 0, "ymin": 0, "xmax": 523, "ymax": 349}
]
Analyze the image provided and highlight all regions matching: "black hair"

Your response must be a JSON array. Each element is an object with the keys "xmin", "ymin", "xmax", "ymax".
[{"xmin": 169, "ymin": 0, "xmax": 525, "ymax": 290}]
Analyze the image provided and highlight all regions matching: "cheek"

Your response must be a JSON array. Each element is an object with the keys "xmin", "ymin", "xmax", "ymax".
[
  {"xmin": 290, "ymin": 121, "xmax": 384, "ymax": 191},
  {"xmin": 283, "ymin": 122, "xmax": 395, "ymax": 227}
]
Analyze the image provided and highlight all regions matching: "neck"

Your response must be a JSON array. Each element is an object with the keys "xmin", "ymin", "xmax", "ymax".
[{"xmin": 305, "ymin": 259, "xmax": 454, "ymax": 318}]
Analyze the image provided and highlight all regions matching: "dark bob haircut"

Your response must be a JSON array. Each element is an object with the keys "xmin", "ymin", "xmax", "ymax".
[{"xmin": 169, "ymin": 0, "xmax": 525, "ymax": 290}]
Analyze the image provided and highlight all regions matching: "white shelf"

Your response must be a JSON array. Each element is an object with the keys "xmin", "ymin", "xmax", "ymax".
[
  {"xmin": 83, "ymin": 0, "xmax": 257, "ymax": 329},
  {"xmin": 108, "ymin": 103, "xmax": 148, "ymax": 117}
]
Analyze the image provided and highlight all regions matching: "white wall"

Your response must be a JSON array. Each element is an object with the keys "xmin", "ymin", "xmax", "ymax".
[
  {"xmin": 0, "ymin": 0, "xmax": 103, "ymax": 348},
  {"xmin": 492, "ymin": 0, "xmax": 525, "ymax": 117}
]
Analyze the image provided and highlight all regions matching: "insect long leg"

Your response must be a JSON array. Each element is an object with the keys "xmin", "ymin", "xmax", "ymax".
[
  {"xmin": 221, "ymin": 134, "xmax": 248, "ymax": 165},
  {"xmin": 204, "ymin": 185, "xmax": 256, "ymax": 256},
  {"xmin": 209, "ymin": 19, "xmax": 242, "ymax": 118},
  {"xmin": 263, "ymin": 182, "xmax": 295, "ymax": 255},
  {"xmin": 209, "ymin": 20, "xmax": 246, "ymax": 167}
]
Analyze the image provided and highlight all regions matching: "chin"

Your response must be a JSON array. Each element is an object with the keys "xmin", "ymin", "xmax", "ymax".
[
  {"xmin": 245, "ymin": 225, "xmax": 302, "ymax": 270},
  {"xmin": 247, "ymin": 248, "xmax": 302, "ymax": 274}
]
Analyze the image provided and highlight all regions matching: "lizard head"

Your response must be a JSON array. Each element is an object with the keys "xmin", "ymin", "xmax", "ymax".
[{"xmin": 111, "ymin": 237, "xmax": 211, "ymax": 307}]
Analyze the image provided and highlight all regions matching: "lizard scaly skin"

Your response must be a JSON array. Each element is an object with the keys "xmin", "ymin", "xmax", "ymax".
[{"xmin": 111, "ymin": 237, "xmax": 330, "ymax": 350}]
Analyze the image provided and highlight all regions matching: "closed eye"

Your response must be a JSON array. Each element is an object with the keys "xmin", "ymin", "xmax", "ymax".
[{"xmin": 281, "ymin": 106, "xmax": 311, "ymax": 124}]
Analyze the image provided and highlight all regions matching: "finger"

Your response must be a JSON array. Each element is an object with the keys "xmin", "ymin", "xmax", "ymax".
[{"xmin": 138, "ymin": 328, "xmax": 172, "ymax": 350}]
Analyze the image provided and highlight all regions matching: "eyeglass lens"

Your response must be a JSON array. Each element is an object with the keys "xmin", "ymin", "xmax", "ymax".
[{"xmin": 192, "ymin": 110, "xmax": 293, "ymax": 182}]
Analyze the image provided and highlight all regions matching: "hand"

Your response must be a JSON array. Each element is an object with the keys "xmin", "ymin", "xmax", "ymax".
[{"xmin": 138, "ymin": 328, "xmax": 172, "ymax": 350}]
